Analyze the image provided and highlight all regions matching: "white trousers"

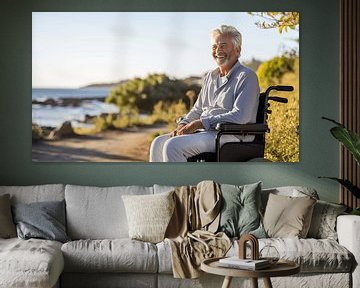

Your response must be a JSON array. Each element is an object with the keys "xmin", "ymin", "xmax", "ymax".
[{"xmin": 149, "ymin": 131, "xmax": 245, "ymax": 162}]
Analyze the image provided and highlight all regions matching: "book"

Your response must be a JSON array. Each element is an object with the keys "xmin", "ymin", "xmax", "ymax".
[{"xmin": 218, "ymin": 257, "xmax": 271, "ymax": 270}]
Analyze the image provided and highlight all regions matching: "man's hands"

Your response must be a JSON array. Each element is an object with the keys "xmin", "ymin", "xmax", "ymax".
[
  {"xmin": 170, "ymin": 124, "xmax": 185, "ymax": 137},
  {"xmin": 170, "ymin": 120, "xmax": 204, "ymax": 137}
]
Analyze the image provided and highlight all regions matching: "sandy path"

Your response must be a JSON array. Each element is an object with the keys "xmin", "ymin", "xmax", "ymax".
[{"xmin": 32, "ymin": 125, "xmax": 168, "ymax": 162}]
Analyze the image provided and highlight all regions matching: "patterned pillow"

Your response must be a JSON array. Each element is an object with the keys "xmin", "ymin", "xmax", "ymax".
[
  {"xmin": 307, "ymin": 200, "xmax": 347, "ymax": 240},
  {"xmin": 122, "ymin": 191, "xmax": 175, "ymax": 243}
]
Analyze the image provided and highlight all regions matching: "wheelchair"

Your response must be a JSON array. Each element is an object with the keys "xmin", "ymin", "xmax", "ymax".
[{"xmin": 187, "ymin": 85, "xmax": 293, "ymax": 162}]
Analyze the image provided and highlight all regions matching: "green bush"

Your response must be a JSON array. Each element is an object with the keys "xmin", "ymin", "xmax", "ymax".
[
  {"xmin": 257, "ymin": 55, "xmax": 295, "ymax": 88},
  {"xmin": 32, "ymin": 123, "xmax": 43, "ymax": 141},
  {"xmin": 257, "ymin": 56, "xmax": 299, "ymax": 162},
  {"xmin": 149, "ymin": 100, "xmax": 188, "ymax": 130},
  {"xmin": 105, "ymin": 74, "xmax": 200, "ymax": 114}
]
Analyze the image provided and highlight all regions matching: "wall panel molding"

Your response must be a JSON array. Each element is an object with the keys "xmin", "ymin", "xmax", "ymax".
[{"xmin": 340, "ymin": 0, "xmax": 360, "ymax": 208}]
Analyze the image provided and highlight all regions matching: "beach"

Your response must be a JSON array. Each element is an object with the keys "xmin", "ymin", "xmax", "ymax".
[{"xmin": 32, "ymin": 125, "xmax": 166, "ymax": 162}]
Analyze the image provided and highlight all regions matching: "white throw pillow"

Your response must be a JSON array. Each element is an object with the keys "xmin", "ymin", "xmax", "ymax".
[{"xmin": 122, "ymin": 191, "xmax": 175, "ymax": 243}]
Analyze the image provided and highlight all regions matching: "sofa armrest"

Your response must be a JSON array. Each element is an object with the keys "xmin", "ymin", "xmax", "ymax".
[{"xmin": 337, "ymin": 215, "xmax": 360, "ymax": 288}]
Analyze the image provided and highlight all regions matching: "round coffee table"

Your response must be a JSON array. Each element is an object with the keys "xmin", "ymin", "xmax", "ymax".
[{"xmin": 201, "ymin": 257, "xmax": 300, "ymax": 288}]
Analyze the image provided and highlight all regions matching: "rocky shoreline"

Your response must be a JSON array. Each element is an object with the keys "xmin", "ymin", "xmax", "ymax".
[
  {"xmin": 32, "ymin": 121, "xmax": 76, "ymax": 141},
  {"xmin": 32, "ymin": 96, "xmax": 106, "ymax": 107},
  {"xmin": 32, "ymin": 96, "xmax": 120, "ymax": 141}
]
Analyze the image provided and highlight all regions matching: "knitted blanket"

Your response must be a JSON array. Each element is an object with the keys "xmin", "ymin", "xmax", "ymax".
[{"xmin": 165, "ymin": 180, "xmax": 231, "ymax": 278}]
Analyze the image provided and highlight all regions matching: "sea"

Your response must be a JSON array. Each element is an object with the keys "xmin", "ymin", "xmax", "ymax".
[{"xmin": 32, "ymin": 87, "xmax": 119, "ymax": 128}]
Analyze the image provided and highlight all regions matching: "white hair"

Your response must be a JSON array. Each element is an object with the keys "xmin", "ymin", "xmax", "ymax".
[{"xmin": 211, "ymin": 25, "xmax": 242, "ymax": 50}]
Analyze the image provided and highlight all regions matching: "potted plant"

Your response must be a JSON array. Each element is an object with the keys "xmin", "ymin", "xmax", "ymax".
[{"xmin": 320, "ymin": 117, "xmax": 360, "ymax": 215}]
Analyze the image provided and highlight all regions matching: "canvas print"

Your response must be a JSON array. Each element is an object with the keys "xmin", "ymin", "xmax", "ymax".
[{"xmin": 32, "ymin": 12, "xmax": 299, "ymax": 162}]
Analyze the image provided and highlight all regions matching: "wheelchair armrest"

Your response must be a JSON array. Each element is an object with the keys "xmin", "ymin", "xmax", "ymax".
[{"xmin": 215, "ymin": 123, "xmax": 268, "ymax": 133}]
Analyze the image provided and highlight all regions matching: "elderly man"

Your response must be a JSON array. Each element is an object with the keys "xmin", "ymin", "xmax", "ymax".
[{"xmin": 149, "ymin": 25, "xmax": 260, "ymax": 162}]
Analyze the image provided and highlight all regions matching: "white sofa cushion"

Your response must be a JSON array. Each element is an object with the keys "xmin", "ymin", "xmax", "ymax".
[
  {"xmin": 65, "ymin": 185, "xmax": 153, "ymax": 239},
  {"xmin": 230, "ymin": 238, "xmax": 353, "ymax": 273},
  {"xmin": 0, "ymin": 184, "xmax": 65, "ymax": 204},
  {"xmin": 337, "ymin": 215, "xmax": 360, "ymax": 288},
  {"xmin": 157, "ymin": 237, "xmax": 353, "ymax": 274},
  {"xmin": 156, "ymin": 240, "xmax": 173, "ymax": 274},
  {"xmin": 261, "ymin": 238, "xmax": 353, "ymax": 272},
  {"xmin": 61, "ymin": 239, "xmax": 158, "ymax": 273},
  {"xmin": 0, "ymin": 238, "xmax": 63, "ymax": 288},
  {"xmin": 153, "ymin": 184, "xmax": 177, "ymax": 194},
  {"xmin": 157, "ymin": 273, "xmax": 352, "ymax": 288},
  {"xmin": 61, "ymin": 273, "xmax": 157, "ymax": 288}
]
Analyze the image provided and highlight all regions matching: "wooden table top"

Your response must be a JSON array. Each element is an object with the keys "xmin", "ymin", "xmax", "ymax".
[{"xmin": 201, "ymin": 257, "xmax": 300, "ymax": 278}]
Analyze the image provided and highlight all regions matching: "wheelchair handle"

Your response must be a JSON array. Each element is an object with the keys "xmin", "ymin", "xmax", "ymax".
[
  {"xmin": 265, "ymin": 85, "xmax": 294, "ymax": 95},
  {"xmin": 268, "ymin": 96, "xmax": 288, "ymax": 103},
  {"xmin": 273, "ymin": 85, "xmax": 294, "ymax": 91}
]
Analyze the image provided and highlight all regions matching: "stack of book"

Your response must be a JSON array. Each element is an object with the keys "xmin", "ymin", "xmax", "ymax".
[{"xmin": 218, "ymin": 257, "xmax": 271, "ymax": 270}]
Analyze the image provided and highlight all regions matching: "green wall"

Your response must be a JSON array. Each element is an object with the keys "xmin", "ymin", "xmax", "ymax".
[{"xmin": 0, "ymin": 0, "xmax": 340, "ymax": 203}]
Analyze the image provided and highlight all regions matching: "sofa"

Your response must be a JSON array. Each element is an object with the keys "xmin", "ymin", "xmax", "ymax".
[{"xmin": 0, "ymin": 183, "xmax": 359, "ymax": 288}]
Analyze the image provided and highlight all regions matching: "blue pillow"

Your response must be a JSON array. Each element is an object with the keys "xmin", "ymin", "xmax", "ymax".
[
  {"xmin": 12, "ymin": 200, "xmax": 70, "ymax": 243},
  {"xmin": 218, "ymin": 182, "xmax": 266, "ymax": 238}
]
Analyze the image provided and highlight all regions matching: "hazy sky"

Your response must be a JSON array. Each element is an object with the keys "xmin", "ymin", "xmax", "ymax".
[{"xmin": 32, "ymin": 12, "xmax": 299, "ymax": 88}]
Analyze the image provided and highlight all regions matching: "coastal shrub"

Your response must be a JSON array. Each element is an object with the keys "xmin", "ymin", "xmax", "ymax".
[
  {"xmin": 73, "ymin": 114, "xmax": 116, "ymax": 135},
  {"xmin": 94, "ymin": 116, "xmax": 109, "ymax": 131},
  {"xmin": 112, "ymin": 116, "xmax": 129, "ymax": 129},
  {"xmin": 149, "ymin": 100, "xmax": 188, "ymax": 131},
  {"xmin": 257, "ymin": 54, "xmax": 295, "ymax": 88},
  {"xmin": 145, "ymin": 100, "xmax": 188, "ymax": 143},
  {"xmin": 112, "ymin": 116, "xmax": 138, "ymax": 129},
  {"xmin": 105, "ymin": 73, "xmax": 200, "ymax": 114},
  {"xmin": 32, "ymin": 123, "xmax": 43, "ymax": 141},
  {"xmin": 111, "ymin": 106, "xmax": 146, "ymax": 129},
  {"xmin": 257, "ymin": 56, "xmax": 299, "ymax": 162}
]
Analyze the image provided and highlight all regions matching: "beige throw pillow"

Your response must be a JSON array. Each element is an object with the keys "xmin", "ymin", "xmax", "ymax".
[
  {"xmin": 122, "ymin": 191, "xmax": 175, "ymax": 243},
  {"xmin": 263, "ymin": 193, "xmax": 316, "ymax": 238},
  {"xmin": 0, "ymin": 194, "xmax": 17, "ymax": 238}
]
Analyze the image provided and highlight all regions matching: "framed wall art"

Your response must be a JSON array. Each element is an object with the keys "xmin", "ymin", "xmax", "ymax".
[{"xmin": 32, "ymin": 12, "xmax": 299, "ymax": 162}]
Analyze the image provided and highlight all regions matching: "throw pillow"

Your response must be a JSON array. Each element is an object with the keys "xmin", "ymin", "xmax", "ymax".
[
  {"xmin": 12, "ymin": 200, "xmax": 70, "ymax": 243},
  {"xmin": 263, "ymin": 193, "xmax": 316, "ymax": 238},
  {"xmin": 0, "ymin": 194, "xmax": 16, "ymax": 238},
  {"xmin": 218, "ymin": 182, "xmax": 266, "ymax": 238},
  {"xmin": 122, "ymin": 190, "xmax": 175, "ymax": 243},
  {"xmin": 307, "ymin": 200, "xmax": 347, "ymax": 240}
]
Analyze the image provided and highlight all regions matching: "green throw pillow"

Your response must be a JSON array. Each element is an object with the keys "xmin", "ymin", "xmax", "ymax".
[{"xmin": 218, "ymin": 182, "xmax": 266, "ymax": 238}]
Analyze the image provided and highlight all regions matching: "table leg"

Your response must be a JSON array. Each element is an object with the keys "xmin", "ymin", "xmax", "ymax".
[
  {"xmin": 222, "ymin": 276, "xmax": 233, "ymax": 288},
  {"xmin": 251, "ymin": 278, "xmax": 258, "ymax": 288},
  {"xmin": 263, "ymin": 277, "xmax": 273, "ymax": 288}
]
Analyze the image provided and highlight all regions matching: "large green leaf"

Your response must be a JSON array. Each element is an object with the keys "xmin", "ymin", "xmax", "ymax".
[
  {"xmin": 330, "ymin": 127, "xmax": 360, "ymax": 165},
  {"xmin": 323, "ymin": 117, "xmax": 360, "ymax": 165},
  {"xmin": 319, "ymin": 177, "xmax": 360, "ymax": 198}
]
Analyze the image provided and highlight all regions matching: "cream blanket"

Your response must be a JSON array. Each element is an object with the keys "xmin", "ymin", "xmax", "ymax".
[{"xmin": 165, "ymin": 181, "xmax": 231, "ymax": 278}]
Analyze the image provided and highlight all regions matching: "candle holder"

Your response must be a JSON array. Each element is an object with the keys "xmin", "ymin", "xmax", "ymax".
[{"xmin": 238, "ymin": 234, "xmax": 259, "ymax": 260}]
